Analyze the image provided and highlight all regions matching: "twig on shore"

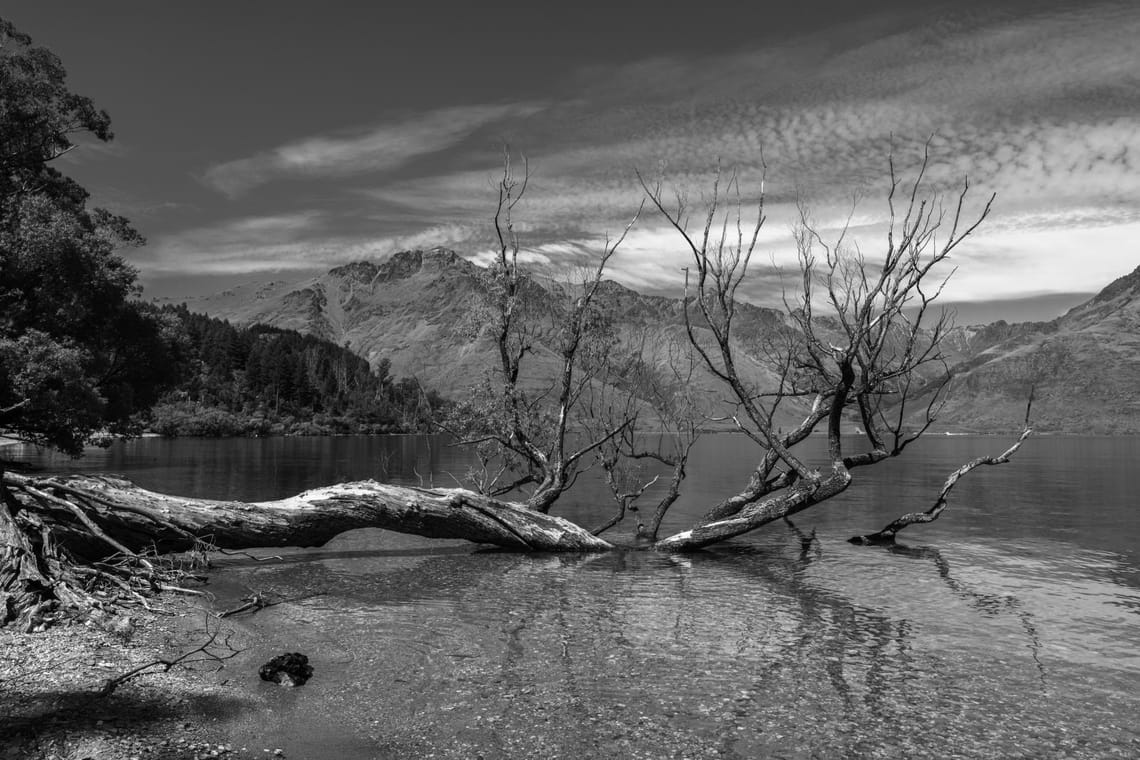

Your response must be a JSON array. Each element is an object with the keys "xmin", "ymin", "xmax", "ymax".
[
  {"xmin": 96, "ymin": 616, "xmax": 242, "ymax": 697},
  {"xmin": 218, "ymin": 590, "xmax": 328, "ymax": 619},
  {"xmin": 213, "ymin": 548, "xmax": 284, "ymax": 562}
]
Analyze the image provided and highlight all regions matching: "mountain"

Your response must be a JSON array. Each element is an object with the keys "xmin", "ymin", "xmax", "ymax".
[
  {"xmin": 170, "ymin": 251, "xmax": 1140, "ymax": 434},
  {"xmin": 173, "ymin": 250, "xmax": 496, "ymax": 398},
  {"xmin": 170, "ymin": 248, "xmax": 813, "ymax": 429},
  {"xmin": 931, "ymin": 265, "xmax": 1140, "ymax": 433}
]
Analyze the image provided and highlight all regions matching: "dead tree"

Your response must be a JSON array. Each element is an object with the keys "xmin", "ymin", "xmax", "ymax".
[
  {"xmin": 638, "ymin": 145, "xmax": 996, "ymax": 550},
  {"xmin": 0, "ymin": 471, "xmax": 617, "ymax": 628},
  {"xmin": 850, "ymin": 392, "xmax": 1034, "ymax": 544},
  {"xmin": 587, "ymin": 330, "xmax": 705, "ymax": 542},
  {"xmin": 440, "ymin": 151, "xmax": 643, "ymax": 513},
  {"xmin": 1, "ymin": 149, "xmax": 1029, "ymax": 627}
]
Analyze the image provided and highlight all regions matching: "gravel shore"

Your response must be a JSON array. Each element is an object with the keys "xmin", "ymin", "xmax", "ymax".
[{"xmin": 0, "ymin": 596, "xmax": 281, "ymax": 760}]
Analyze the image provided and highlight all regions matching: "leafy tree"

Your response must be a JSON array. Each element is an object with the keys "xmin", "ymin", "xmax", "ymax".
[
  {"xmin": 147, "ymin": 306, "xmax": 442, "ymax": 435},
  {"xmin": 0, "ymin": 19, "xmax": 110, "ymax": 207},
  {"xmin": 0, "ymin": 18, "xmax": 183, "ymax": 460},
  {"xmin": 1, "ymin": 17, "xmax": 189, "ymax": 627}
]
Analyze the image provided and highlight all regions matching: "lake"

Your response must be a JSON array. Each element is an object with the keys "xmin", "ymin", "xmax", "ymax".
[{"xmin": 10, "ymin": 434, "xmax": 1140, "ymax": 758}]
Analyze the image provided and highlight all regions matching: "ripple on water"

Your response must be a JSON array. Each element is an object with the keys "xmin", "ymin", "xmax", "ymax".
[{"xmin": 210, "ymin": 530, "xmax": 1140, "ymax": 759}]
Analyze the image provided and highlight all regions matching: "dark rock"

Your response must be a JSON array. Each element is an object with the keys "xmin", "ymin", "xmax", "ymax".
[{"xmin": 258, "ymin": 652, "xmax": 313, "ymax": 687}]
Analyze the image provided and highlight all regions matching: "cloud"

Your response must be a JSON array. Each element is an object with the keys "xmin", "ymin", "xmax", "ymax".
[
  {"xmin": 201, "ymin": 103, "xmax": 545, "ymax": 197},
  {"xmin": 160, "ymin": 2, "xmax": 1140, "ymax": 310},
  {"xmin": 145, "ymin": 211, "xmax": 326, "ymax": 274},
  {"xmin": 510, "ymin": 2, "xmax": 1140, "ymax": 205},
  {"xmin": 943, "ymin": 219, "xmax": 1140, "ymax": 303},
  {"xmin": 143, "ymin": 208, "xmax": 495, "ymax": 276}
]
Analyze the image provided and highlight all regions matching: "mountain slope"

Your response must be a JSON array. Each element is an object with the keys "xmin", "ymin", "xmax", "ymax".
[
  {"xmin": 932, "ymin": 265, "xmax": 1140, "ymax": 433},
  {"xmin": 175, "ymin": 249, "xmax": 499, "ymax": 398},
  {"xmin": 174, "ymin": 252, "xmax": 1140, "ymax": 434},
  {"xmin": 174, "ymin": 248, "xmax": 814, "ymax": 429}
]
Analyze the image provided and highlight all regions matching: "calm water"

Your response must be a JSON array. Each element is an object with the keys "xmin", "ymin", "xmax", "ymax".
[{"xmin": 11, "ymin": 435, "xmax": 1140, "ymax": 758}]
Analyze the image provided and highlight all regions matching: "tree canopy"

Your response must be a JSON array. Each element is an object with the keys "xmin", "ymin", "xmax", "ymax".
[
  {"xmin": 0, "ymin": 17, "xmax": 182, "ymax": 457},
  {"xmin": 149, "ymin": 306, "xmax": 443, "ymax": 436}
]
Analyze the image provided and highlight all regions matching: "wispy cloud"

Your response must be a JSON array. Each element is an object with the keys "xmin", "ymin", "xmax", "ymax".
[
  {"xmin": 145, "ymin": 210, "xmax": 490, "ymax": 276},
  {"xmin": 146, "ymin": 211, "xmax": 327, "ymax": 274},
  {"xmin": 160, "ymin": 2, "xmax": 1139, "ymax": 310},
  {"xmin": 201, "ymin": 103, "xmax": 545, "ymax": 197},
  {"xmin": 944, "ymin": 220, "xmax": 1140, "ymax": 302}
]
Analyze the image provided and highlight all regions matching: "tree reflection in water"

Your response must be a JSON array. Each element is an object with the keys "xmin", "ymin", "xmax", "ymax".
[
  {"xmin": 881, "ymin": 540, "xmax": 1047, "ymax": 688},
  {"xmin": 208, "ymin": 528, "xmax": 1128, "ymax": 758}
]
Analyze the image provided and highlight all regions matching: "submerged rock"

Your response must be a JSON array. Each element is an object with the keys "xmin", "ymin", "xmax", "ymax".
[{"xmin": 259, "ymin": 652, "xmax": 313, "ymax": 687}]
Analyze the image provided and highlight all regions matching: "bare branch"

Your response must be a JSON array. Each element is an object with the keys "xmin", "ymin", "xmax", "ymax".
[
  {"xmin": 850, "ymin": 393, "xmax": 1035, "ymax": 544},
  {"xmin": 97, "ymin": 617, "xmax": 243, "ymax": 696},
  {"xmin": 645, "ymin": 147, "xmax": 1000, "ymax": 550}
]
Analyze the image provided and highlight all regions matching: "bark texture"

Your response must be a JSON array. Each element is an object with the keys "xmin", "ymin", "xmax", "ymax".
[
  {"xmin": 3, "ymin": 473, "xmax": 614, "ymax": 555},
  {"xmin": 1, "ymin": 414, "xmax": 1030, "ymax": 629},
  {"xmin": 0, "ymin": 473, "xmax": 614, "ymax": 628},
  {"xmin": 655, "ymin": 468, "xmax": 852, "ymax": 551}
]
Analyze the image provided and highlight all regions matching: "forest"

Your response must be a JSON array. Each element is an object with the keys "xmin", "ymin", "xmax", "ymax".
[{"xmin": 146, "ymin": 305, "xmax": 444, "ymax": 437}]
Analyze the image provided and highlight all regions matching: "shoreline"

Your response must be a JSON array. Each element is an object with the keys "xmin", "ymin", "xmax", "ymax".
[{"xmin": 0, "ymin": 594, "xmax": 280, "ymax": 760}]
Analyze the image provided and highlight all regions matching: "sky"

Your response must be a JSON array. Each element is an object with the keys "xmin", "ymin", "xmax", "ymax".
[{"xmin": 5, "ymin": 0, "xmax": 1138, "ymax": 324}]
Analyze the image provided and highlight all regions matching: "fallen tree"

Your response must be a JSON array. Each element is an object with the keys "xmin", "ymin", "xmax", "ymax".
[
  {"xmin": 2, "ymin": 405, "xmax": 1031, "ymax": 629},
  {"xmin": 2, "ymin": 143, "xmax": 1031, "ymax": 628},
  {"xmin": 0, "ymin": 472, "xmax": 614, "ymax": 629}
]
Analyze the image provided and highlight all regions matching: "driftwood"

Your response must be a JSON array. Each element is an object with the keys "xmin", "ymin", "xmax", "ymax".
[
  {"xmin": 0, "ymin": 472, "xmax": 625, "ymax": 628},
  {"xmin": 97, "ymin": 621, "xmax": 241, "ymax": 697},
  {"xmin": 850, "ymin": 398, "xmax": 1035, "ymax": 544},
  {"xmin": 848, "ymin": 428, "xmax": 1033, "ymax": 544},
  {"xmin": 2, "ymin": 473, "xmax": 614, "ymax": 553},
  {"xmin": 1, "ymin": 412, "xmax": 1032, "ymax": 628},
  {"xmin": 0, "ymin": 467, "xmax": 857, "ymax": 626}
]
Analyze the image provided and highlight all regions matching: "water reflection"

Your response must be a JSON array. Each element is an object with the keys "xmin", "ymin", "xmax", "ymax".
[
  {"xmin": 13, "ymin": 435, "xmax": 1140, "ymax": 757},
  {"xmin": 879, "ymin": 540, "xmax": 1048, "ymax": 687},
  {"xmin": 203, "ymin": 524, "xmax": 1140, "ymax": 758},
  {"xmin": 676, "ymin": 540, "xmax": 926, "ymax": 755}
]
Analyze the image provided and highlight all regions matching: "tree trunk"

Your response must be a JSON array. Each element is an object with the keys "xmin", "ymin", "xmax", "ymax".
[
  {"xmin": 0, "ymin": 420, "xmax": 1019, "ymax": 628},
  {"xmin": 0, "ymin": 472, "xmax": 613, "ymax": 628},
  {"xmin": 3, "ymin": 473, "xmax": 614, "ymax": 556},
  {"xmin": 654, "ymin": 468, "xmax": 852, "ymax": 551}
]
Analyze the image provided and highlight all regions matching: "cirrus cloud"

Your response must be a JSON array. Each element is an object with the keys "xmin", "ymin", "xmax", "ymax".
[
  {"xmin": 158, "ymin": 1, "xmax": 1140, "ymax": 316},
  {"xmin": 201, "ymin": 102, "xmax": 546, "ymax": 197}
]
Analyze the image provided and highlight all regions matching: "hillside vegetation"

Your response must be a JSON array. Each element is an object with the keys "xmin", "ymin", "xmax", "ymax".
[
  {"xmin": 174, "ymin": 251, "xmax": 1140, "ymax": 434},
  {"xmin": 174, "ymin": 249, "xmax": 816, "ymax": 432},
  {"xmin": 145, "ymin": 306, "xmax": 444, "ymax": 437}
]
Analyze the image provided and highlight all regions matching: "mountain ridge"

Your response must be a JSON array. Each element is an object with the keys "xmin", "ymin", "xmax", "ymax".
[
  {"xmin": 932, "ymin": 264, "xmax": 1140, "ymax": 432},
  {"xmin": 166, "ymin": 253, "xmax": 1140, "ymax": 434}
]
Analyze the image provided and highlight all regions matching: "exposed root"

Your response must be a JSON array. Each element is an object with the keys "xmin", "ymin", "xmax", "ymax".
[
  {"xmin": 1, "ymin": 472, "xmax": 212, "ymax": 631},
  {"xmin": 213, "ymin": 547, "xmax": 284, "ymax": 562}
]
